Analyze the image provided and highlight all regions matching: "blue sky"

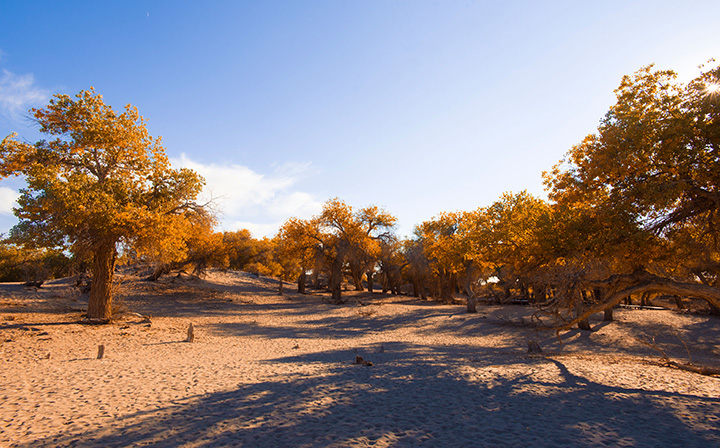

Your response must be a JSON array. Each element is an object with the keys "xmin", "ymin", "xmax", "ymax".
[{"xmin": 1, "ymin": 1, "xmax": 719, "ymax": 239}]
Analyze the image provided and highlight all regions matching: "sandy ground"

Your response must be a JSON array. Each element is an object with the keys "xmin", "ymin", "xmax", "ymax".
[{"xmin": 1, "ymin": 270, "xmax": 719, "ymax": 447}]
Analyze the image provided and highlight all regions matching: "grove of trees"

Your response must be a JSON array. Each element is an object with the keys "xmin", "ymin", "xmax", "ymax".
[{"xmin": 1, "ymin": 62, "xmax": 719, "ymax": 328}]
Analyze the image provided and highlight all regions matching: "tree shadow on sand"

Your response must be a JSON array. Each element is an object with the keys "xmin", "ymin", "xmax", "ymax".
[{"xmin": 25, "ymin": 343, "xmax": 720, "ymax": 448}]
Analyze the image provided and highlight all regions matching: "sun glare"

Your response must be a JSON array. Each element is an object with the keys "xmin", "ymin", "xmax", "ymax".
[{"xmin": 705, "ymin": 83, "xmax": 720, "ymax": 95}]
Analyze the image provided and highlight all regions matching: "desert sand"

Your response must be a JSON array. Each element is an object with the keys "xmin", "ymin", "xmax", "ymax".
[{"xmin": 1, "ymin": 270, "xmax": 719, "ymax": 447}]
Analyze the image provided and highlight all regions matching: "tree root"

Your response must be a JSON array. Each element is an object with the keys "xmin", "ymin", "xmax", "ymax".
[
  {"xmin": 79, "ymin": 318, "xmax": 110, "ymax": 325},
  {"xmin": 655, "ymin": 360, "xmax": 720, "ymax": 377},
  {"xmin": 111, "ymin": 312, "xmax": 152, "ymax": 324}
]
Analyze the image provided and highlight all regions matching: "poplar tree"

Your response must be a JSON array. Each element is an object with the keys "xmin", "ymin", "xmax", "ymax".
[{"xmin": 0, "ymin": 89, "xmax": 208, "ymax": 320}]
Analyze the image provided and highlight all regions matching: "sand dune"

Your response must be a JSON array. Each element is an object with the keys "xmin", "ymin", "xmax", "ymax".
[{"xmin": 1, "ymin": 270, "xmax": 719, "ymax": 447}]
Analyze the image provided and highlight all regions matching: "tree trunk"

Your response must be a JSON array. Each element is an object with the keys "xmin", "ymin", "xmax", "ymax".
[
  {"xmin": 641, "ymin": 291, "xmax": 651, "ymax": 307},
  {"xmin": 146, "ymin": 263, "xmax": 170, "ymax": 281},
  {"xmin": 575, "ymin": 298, "xmax": 592, "ymax": 331},
  {"xmin": 534, "ymin": 284, "xmax": 547, "ymax": 304},
  {"xmin": 298, "ymin": 270, "xmax": 306, "ymax": 294},
  {"xmin": 366, "ymin": 271, "xmax": 374, "ymax": 293},
  {"xmin": 463, "ymin": 263, "xmax": 476, "ymax": 297},
  {"xmin": 467, "ymin": 296, "xmax": 477, "ymax": 313},
  {"xmin": 594, "ymin": 288, "xmax": 613, "ymax": 321},
  {"xmin": 278, "ymin": 278, "xmax": 284, "ymax": 296},
  {"xmin": 87, "ymin": 241, "xmax": 117, "ymax": 320},
  {"xmin": 603, "ymin": 308, "xmax": 614, "ymax": 321},
  {"xmin": 673, "ymin": 295, "xmax": 685, "ymax": 310},
  {"xmin": 330, "ymin": 257, "xmax": 343, "ymax": 304},
  {"xmin": 351, "ymin": 266, "xmax": 364, "ymax": 291},
  {"xmin": 439, "ymin": 271, "xmax": 453, "ymax": 302},
  {"xmin": 520, "ymin": 284, "xmax": 529, "ymax": 301}
]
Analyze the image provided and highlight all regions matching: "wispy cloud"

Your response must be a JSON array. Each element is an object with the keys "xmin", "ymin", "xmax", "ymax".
[
  {"xmin": 172, "ymin": 154, "xmax": 322, "ymax": 237},
  {"xmin": 0, "ymin": 68, "xmax": 49, "ymax": 119},
  {"xmin": 0, "ymin": 187, "xmax": 19, "ymax": 215}
]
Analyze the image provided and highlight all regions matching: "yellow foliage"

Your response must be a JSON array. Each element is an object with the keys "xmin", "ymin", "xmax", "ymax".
[{"xmin": 0, "ymin": 88, "xmax": 209, "ymax": 319}]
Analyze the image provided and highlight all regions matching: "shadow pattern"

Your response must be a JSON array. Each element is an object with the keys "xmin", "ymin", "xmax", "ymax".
[{"xmin": 23, "ymin": 343, "xmax": 720, "ymax": 448}]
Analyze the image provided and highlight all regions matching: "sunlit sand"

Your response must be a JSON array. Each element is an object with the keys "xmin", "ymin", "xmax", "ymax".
[{"xmin": 1, "ymin": 270, "xmax": 718, "ymax": 447}]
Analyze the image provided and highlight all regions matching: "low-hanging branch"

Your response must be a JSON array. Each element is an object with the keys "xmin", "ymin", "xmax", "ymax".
[{"xmin": 553, "ymin": 270, "xmax": 720, "ymax": 332}]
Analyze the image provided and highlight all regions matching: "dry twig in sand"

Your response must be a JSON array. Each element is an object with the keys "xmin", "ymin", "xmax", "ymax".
[
  {"xmin": 634, "ymin": 332, "xmax": 720, "ymax": 378},
  {"xmin": 354, "ymin": 355, "xmax": 373, "ymax": 366}
]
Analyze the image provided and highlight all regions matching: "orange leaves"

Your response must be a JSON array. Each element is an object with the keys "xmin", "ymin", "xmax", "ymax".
[
  {"xmin": 1, "ymin": 88, "xmax": 209, "ymax": 264},
  {"xmin": 540, "ymin": 62, "xmax": 720, "ymax": 289},
  {"xmin": 415, "ymin": 211, "xmax": 463, "ymax": 273},
  {"xmin": 0, "ymin": 134, "xmax": 35, "ymax": 178}
]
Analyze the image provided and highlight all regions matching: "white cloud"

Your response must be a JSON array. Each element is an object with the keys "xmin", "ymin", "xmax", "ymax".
[
  {"xmin": 172, "ymin": 154, "xmax": 322, "ymax": 237},
  {"xmin": 0, "ymin": 187, "xmax": 19, "ymax": 215},
  {"xmin": 0, "ymin": 69, "xmax": 49, "ymax": 119},
  {"xmin": 266, "ymin": 191, "xmax": 321, "ymax": 218},
  {"xmin": 227, "ymin": 221, "xmax": 283, "ymax": 239}
]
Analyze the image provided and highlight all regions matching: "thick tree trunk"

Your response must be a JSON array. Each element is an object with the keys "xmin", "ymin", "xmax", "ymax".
[
  {"xmin": 354, "ymin": 277, "xmax": 364, "ymax": 291},
  {"xmin": 575, "ymin": 296, "xmax": 592, "ymax": 331},
  {"xmin": 298, "ymin": 270, "xmax": 306, "ymax": 294},
  {"xmin": 463, "ymin": 264, "xmax": 476, "ymax": 298},
  {"xmin": 467, "ymin": 296, "xmax": 477, "ymax": 313},
  {"xmin": 87, "ymin": 241, "xmax": 117, "ymax": 320},
  {"xmin": 603, "ymin": 308, "xmax": 614, "ymax": 321},
  {"xmin": 366, "ymin": 271, "xmax": 374, "ymax": 293},
  {"xmin": 330, "ymin": 258, "xmax": 343, "ymax": 304},
  {"xmin": 594, "ymin": 288, "xmax": 613, "ymax": 321},
  {"xmin": 439, "ymin": 271, "xmax": 453, "ymax": 302},
  {"xmin": 278, "ymin": 278, "xmax": 284, "ymax": 296}
]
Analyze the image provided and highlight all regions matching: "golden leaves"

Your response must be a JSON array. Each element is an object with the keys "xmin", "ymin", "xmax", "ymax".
[{"xmin": 2, "ymin": 88, "xmax": 209, "ymax": 261}]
